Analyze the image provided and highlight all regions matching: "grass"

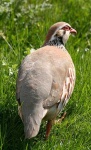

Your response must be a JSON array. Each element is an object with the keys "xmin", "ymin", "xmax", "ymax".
[{"xmin": 0, "ymin": 0, "xmax": 91, "ymax": 149}]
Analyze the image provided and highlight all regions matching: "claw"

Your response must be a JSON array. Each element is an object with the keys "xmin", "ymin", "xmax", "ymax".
[{"xmin": 54, "ymin": 112, "xmax": 67, "ymax": 124}]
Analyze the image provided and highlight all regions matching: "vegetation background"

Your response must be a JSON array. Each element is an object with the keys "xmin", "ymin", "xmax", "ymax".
[{"xmin": 0, "ymin": 0, "xmax": 91, "ymax": 149}]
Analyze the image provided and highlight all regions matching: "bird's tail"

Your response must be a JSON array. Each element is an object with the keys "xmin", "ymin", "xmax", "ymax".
[{"xmin": 19, "ymin": 100, "xmax": 44, "ymax": 139}]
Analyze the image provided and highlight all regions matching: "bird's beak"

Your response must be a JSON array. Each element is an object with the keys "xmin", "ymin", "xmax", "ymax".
[{"xmin": 70, "ymin": 28, "xmax": 77, "ymax": 35}]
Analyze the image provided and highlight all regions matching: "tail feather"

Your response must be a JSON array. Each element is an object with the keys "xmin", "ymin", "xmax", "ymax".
[
  {"xmin": 21, "ymin": 101, "xmax": 44, "ymax": 139},
  {"xmin": 24, "ymin": 115, "xmax": 40, "ymax": 139}
]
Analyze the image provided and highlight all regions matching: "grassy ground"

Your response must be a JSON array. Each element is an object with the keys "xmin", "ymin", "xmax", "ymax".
[{"xmin": 0, "ymin": 0, "xmax": 91, "ymax": 149}]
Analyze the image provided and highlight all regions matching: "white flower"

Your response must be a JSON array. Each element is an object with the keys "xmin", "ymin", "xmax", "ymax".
[
  {"xmin": 30, "ymin": 48, "xmax": 35, "ymax": 53},
  {"xmin": 85, "ymin": 48, "xmax": 89, "ymax": 52},
  {"xmin": 9, "ymin": 67, "xmax": 13, "ymax": 75}
]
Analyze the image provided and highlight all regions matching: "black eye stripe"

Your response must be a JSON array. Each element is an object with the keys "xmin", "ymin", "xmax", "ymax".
[{"xmin": 63, "ymin": 30, "xmax": 66, "ymax": 34}]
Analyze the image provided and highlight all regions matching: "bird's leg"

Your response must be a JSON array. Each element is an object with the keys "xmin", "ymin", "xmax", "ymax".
[
  {"xmin": 45, "ymin": 120, "xmax": 53, "ymax": 139},
  {"xmin": 54, "ymin": 111, "xmax": 67, "ymax": 124}
]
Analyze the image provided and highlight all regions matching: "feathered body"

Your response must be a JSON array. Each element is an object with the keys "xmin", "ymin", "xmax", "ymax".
[{"xmin": 16, "ymin": 22, "xmax": 77, "ymax": 139}]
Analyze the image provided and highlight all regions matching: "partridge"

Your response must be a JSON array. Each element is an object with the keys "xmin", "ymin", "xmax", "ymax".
[{"xmin": 16, "ymin": 22, "xmax": 77, "ymax": 139}]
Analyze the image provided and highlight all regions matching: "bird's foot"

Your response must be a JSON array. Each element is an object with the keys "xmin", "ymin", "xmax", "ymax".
[{"xmin": 54, "ymin": 111, "xmax": 67, "ymax": 124}]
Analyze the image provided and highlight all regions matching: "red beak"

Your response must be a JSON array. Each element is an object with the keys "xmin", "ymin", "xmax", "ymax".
[{"xmin": 70, "ymin": 28, "xmax": 77, "ymax": 35}]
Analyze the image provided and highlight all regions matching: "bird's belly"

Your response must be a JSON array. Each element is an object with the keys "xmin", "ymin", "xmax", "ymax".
[{"xmin": 43, "ymin": 102, "xmax": 63, "ymax": 120}]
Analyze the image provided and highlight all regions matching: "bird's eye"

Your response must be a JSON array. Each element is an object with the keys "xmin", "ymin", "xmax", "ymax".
[{"xmin": 62, "ymin": 26, "xmax": 70, "ymax": 31}]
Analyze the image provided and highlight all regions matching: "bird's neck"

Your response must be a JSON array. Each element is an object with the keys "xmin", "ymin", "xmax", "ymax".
[{"xmin": 44, "ymin": 37, "xmax": 66, "ymax": 50}]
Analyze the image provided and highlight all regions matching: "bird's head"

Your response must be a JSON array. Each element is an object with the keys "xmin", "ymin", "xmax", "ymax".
[{"xmin": 43, "ymin": 22, "xmax": 77, "ymax": 46}]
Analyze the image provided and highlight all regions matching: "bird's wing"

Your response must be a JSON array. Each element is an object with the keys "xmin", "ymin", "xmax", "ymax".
[
  {"xmin": 43, "ymin": 79, "xmax": 62, "ymax": 108},
  {"xmin": 43, "ymin": 66, "xmax": 75, "ymax": 109},
  {"xmin": 42, "ymin": 46, "xmax": 75, "ymax": 109}
]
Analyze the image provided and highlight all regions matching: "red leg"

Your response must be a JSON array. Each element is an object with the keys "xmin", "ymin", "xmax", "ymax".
[{"xmin": 45, "ymin": 120, "xmax": 52, "ymax": 139}]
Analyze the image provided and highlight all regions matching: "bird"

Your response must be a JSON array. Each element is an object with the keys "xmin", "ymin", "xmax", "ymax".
[{"xmin": 16, "ymin": 21, "xmax": 77, "ymax": 139}]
